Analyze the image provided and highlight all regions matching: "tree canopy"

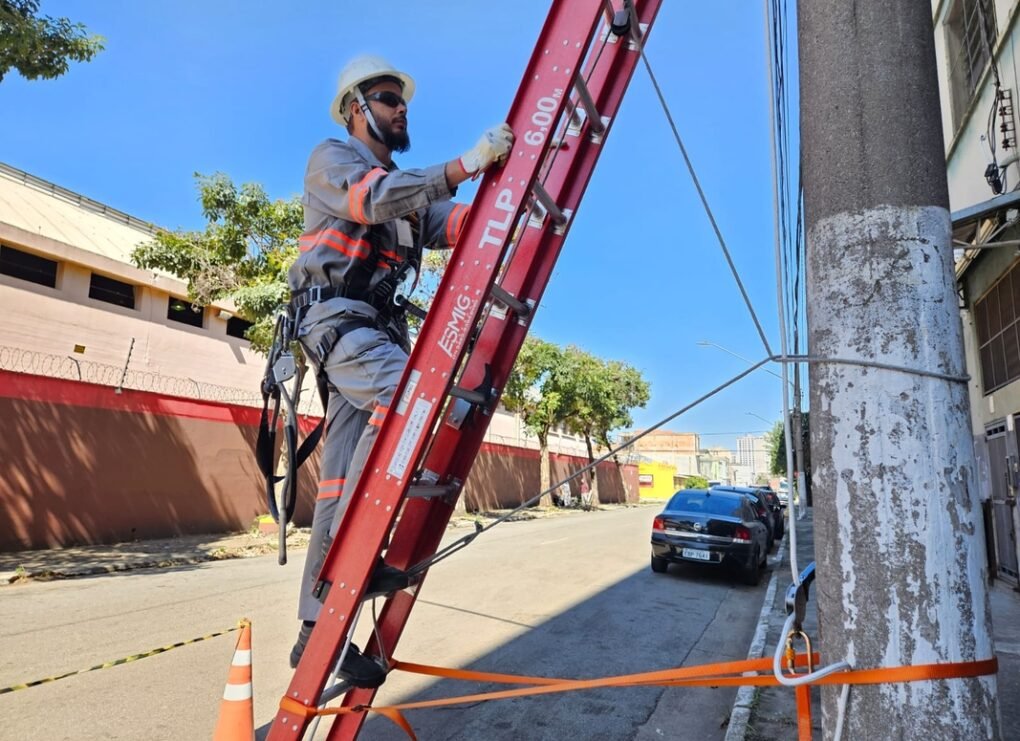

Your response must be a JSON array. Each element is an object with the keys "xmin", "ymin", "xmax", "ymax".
[
  {"xmin": 560, "ymin": 345, "xmax": 650, "ymax": 453},
  {"xmin": 503, "ymin": 337, "xmax": 566, "ymax": 447},
  {"xmin": 132, "ymin": 173, "xmax": 302, "ymax": 352},
  {"xmin": 766, "ymin": 412, "xmax": 810, "ymax": 477},
  {"xmin": 0, "ymin": 1, "xmax": 104, "ymax": 82}
]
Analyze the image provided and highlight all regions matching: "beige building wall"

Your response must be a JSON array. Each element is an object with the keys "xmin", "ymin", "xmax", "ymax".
[
  {"xmin": 619, "ymin": 429, "xmax": 700, "ymax": 476},
  {"xmin": 934, "ymin": 1, "xmax": 1020, "ymax": 211},
  {"xmin": 935, "ymin": 1, "xmax": 1020, "ymax": 582},
  {"xmin": 483, "ymin": 405, "xmax": 593, "ymax": 457},
  {"xmin": 0, "ymin": 163, "xmax": 323, "ymax": 412}
]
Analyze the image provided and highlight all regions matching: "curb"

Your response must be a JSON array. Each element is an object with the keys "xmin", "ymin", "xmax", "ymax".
[{"xmin": 724, "ymin": 536, "xmax": 787, "ymax": 741}]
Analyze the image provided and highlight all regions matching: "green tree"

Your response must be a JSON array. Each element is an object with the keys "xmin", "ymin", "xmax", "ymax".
[
  {"xmin": 503, "ymin": 337, "xmax": 569, "ymax": 506},
  {"xmin": 560, "ymin": 346, "xmax": 650, "ymax": 505},
  {"xmin": 767, "ymin": 420, "xmax": 786, "ymax": 476},
  {"xmin": 766, "ymin": 413, "xmax": 811, "ymax": 502},
  {"xmin": 132, "ymin": 173, "xmax": 303, "ymax": 353},
  {"xmin": 1, "ymin": 1, "xmax": 104, "ymax": 82},
  {"xmin": 683, "ymin": 474, "xmax": 709, "ymax": 489}
]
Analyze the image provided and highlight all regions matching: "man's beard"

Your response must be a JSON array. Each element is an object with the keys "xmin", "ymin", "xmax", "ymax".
[{"xmin": 369, "ymin": 120, "xmax": 410, "ymax": 153}]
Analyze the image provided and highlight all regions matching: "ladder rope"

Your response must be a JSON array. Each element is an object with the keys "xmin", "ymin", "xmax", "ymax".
[{"xmin": 627, "ymin": 3, "xmax": 774, "ymax": 358}]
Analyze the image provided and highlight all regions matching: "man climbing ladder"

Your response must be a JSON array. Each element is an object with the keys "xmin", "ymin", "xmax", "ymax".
[
  {"xmin": 269, "ymin": 2, "xmax": 662, "ymax": 738},
  {"xmin": 288, "ymin": 53, "xmax": 514, "ymax": 687}
]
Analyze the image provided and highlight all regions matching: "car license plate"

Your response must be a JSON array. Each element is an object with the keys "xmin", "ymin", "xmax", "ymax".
[{"xmin": 682, "ymin": 548, "xmax": 711, "ymax": 561}]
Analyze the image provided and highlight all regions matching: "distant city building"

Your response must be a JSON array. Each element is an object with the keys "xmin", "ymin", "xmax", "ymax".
[
  {"xmin": 697, "ymin": 448, "xmax": 732, "ymax": 485},
  {"xmin": 737, "ymin": 434, "xmax": 769, "ymax": 479},
  {"xmin": 618, "ymin": 429, "xmax": 699, "ymax": 476}
]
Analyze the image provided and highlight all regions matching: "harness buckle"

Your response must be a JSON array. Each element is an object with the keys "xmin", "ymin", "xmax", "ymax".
[{"xmin": 308, "ymin": 285, "xmax": 323, "ymax": 304}]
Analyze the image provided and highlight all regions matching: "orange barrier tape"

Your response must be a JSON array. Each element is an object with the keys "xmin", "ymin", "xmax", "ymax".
[{"xmin": 277, "ymin": 654, "xmax": 997, "ymax": 740}]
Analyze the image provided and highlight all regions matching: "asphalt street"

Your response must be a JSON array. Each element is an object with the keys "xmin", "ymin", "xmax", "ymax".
[{"xmin": 0, "ymin": 506, "xmax": 767, "ymax": 740}]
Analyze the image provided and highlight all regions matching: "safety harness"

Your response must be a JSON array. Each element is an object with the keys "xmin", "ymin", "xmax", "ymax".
[{"xmin": 256, "ymin": 216, "xmax": 425, "ymax": 564}]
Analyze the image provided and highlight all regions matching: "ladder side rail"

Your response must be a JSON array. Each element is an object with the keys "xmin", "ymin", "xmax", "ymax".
[
  {"xmin": 392, "ymin": 0, "xmax": 665, "ymax": 545},
  {"xmin": 329, "ymin": 2, "xmax": 664, "ymax": 734},
  {"xmin": 268, "ymin": 5, "xmax": 607, "ymax": 740}
]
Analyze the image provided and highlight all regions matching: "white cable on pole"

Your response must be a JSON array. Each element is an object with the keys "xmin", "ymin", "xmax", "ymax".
[
  {"xmin": 763, "ymin": 0, "xmax": 800, "ymax": 584},
  {"xmin": 833, "ymin": 683, "xmax": 852, "ymax": 741},
  {"xmin": 771, "ymin": 613, "xmax": 852, "ymax": 687}
]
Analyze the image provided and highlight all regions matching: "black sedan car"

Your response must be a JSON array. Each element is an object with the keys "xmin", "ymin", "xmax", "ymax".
[
  {"xmin": 712, "ymin": 485, "xmax": 784, "ymax": 548},
  {"xmin": 650, "ymin": 488, "xmax": 770, "ymax": 585}
]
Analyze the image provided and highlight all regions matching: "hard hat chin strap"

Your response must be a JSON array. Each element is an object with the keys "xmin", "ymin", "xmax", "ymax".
[{"xmin": 355, "ymin": 89, "xmax": 386, "ymax": 144}]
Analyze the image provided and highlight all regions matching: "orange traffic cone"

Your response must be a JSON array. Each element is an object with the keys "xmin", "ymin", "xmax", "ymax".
[{"xmin": 213, "ymin": 619, "xmax": 254, "ymax": 741}]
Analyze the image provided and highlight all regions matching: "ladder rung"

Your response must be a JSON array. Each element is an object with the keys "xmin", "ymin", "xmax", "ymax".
[
  {"xmin": 448, "ymin": 386, "xmax": 490, "ymax": 406},
  {"xmin": 407, "ymin": 484, "xmax": 459, "ymax": 499},
  {"xmin": 318, "ymin": 679, "xmax": 352, "ymax": 705},
  {"xmin": 573, "ymin": 77, "xmax": 606, "ymax": 135},
  {"xmin": 490, "ymin": 284, "xmax": 532, "ymax": 318},
  {"xmin": 532, "ymin": 183, "xmax": 567, "ymax": 226}
]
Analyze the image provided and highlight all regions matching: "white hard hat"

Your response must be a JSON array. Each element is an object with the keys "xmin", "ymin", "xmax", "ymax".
[{"xmin": 331, "ymin": 54, "xmax": 415, "ymax": 126}]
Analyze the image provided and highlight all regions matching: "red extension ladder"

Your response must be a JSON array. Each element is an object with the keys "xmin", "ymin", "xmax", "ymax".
[{"xmin": 268, "ymin": 1, "xmax": 662, "ymax": 737}]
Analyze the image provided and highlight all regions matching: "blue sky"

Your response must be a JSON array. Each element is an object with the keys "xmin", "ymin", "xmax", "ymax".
[{"xmin": 1, "ymin": 0, "xmax": 795, "ymax": 456}]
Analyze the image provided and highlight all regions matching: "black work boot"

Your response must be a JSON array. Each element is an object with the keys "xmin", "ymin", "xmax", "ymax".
[
  {"xmin": 289, "ymin": 622, "xmax": 387, "ymax": 689},
  {"xmin": 365, "ymin": 560, "xmax": 410, "ymax": 598}
]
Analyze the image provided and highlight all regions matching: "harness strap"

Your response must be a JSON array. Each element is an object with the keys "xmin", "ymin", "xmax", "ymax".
[{"xmin": 256, "ymin": 314, "xmax": 380, "ymax": 535}]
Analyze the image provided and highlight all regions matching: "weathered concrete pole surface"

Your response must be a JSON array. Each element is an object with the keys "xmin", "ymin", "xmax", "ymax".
[{"xmin": 799, "ymin": 1, "xmax": 1001, "ymax": 738}]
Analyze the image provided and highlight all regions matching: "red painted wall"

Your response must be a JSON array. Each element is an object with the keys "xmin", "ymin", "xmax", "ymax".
[
  {"xmin": 0, "ymin": 371, "xmax": 638, "ymax": 551},
  {"xmin": 0, "ymin": 370, "xmax": 320, "ymax": 551},
  {"xmin": 462, "ymin": 442, "xmax": 638, "ymax": 511}
]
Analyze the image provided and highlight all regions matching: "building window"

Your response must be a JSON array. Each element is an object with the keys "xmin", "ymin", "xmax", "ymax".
[
  {"xmin": 975, "ymin": 260, "xmax": 1020, "ymax": 393},
  {"xmin": 0, "ymin": 244, "xmax": 58, "ymax": 287},
  {"xmin": 945, "ymin": 0, "xmax": 997, "ymax": 128},
  {"xmin": 167, "ymin": 297, "xmax": 204, "ymax": 328},
  {"xmin": 89, "ymin": 273, "xmax": 136, "ymax": 309},
  {"xmin": 226, "ymin": 316, "xmax": 253, "ymax": 340}
]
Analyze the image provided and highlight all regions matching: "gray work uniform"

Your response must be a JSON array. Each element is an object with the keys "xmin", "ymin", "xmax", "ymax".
[{"xmin": 291, "ymin": 136, "xmax": 469, "ymax": 621}]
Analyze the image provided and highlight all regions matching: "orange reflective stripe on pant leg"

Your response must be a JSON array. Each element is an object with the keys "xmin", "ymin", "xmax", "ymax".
[
  {"xmin": 369, "ymin": 405, "xmax": 389, "ymax": 427},
  {"xmin": 317, "ymin": 478, "xmax": 345, "ymax": 500}
]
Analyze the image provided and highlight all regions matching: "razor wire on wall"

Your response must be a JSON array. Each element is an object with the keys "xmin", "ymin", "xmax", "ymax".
[{"xmin": 0, "ymin": 344, "xmax": 313, "ymax": 411}]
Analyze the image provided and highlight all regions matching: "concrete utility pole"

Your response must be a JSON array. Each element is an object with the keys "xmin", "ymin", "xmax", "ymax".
[{"xmin": 799, "ymin": 1, "xmax": 1000, "ymax": 738}]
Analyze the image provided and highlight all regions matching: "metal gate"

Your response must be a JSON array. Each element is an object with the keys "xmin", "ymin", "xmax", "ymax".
[{"xmin": 986, "ymin": 423, "xmax": 1019, "ymax": 582}]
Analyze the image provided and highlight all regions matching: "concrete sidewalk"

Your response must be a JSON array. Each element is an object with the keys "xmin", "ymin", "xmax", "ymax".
[{"xmin": 730, "ymin": 507, "xmax": 1020, "ymax": 739}]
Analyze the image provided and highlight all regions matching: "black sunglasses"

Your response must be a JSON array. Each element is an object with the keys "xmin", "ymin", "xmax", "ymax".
[{"xmin": 364, "ymin": 91, "xmax": 407, "ymax": 109}]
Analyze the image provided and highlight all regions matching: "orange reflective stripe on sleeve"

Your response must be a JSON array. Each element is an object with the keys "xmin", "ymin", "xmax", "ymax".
[
  {"xmin": 349, "ymin": 168, "xmax": 387, "ymax": 224},
  {"xmin": 368, "ymin": 405, "xmax": 389, "ymax": 427},
  {"xmin": 446, "ymin": 204, "xmax": 470, "ymax": 247}
]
